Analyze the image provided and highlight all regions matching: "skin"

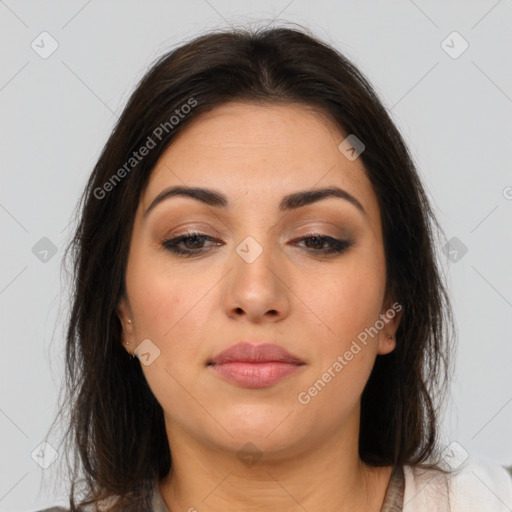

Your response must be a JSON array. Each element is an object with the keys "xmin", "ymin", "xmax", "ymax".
[{"xmin": 117, "ymin": 101, "xmax": 402, "ymax": 512}]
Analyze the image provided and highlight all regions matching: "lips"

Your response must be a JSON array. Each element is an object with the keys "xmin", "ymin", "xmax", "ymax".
[
  {"xmin": 207, "ymin": 342, "xmax": 305, "ymax": 388},
  {"xmin": 208, "ymin": 341, "xmax": 304, "ymax": 366}
]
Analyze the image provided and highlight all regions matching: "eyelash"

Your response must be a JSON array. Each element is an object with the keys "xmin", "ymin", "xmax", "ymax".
[{"xmin": 161, "ymin": 230, "xmax": 353, "ymax": 258}]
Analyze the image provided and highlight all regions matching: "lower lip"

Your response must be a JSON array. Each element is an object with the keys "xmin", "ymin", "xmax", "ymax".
[{"xmin": 208, "ymin": 361, "xmax": 303, "ymax": 388}]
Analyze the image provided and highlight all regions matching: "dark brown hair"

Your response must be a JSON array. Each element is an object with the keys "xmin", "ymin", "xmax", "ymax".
[{"xmin": 46, "ymin": 23, "xmax": 456, "ymax": 510}]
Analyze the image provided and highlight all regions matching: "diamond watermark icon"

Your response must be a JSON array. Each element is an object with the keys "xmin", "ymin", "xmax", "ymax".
[
  {"xmin": 236, "ymin": 236, "xmax": 263, "ymax": 264},
  {"xmin": 31, "ymin": 441, "xmax": 59, "ymax": 469},
  {"xmin": 442, "ymin": 236, "xmax": 468, "ymax": 263},
  {"xmin": 338, "ymin": 134, "xmax": 365, "ymax": 161},
  {"xmin": 441, "ymin": 31, "xmax": 469, "ymax": 59},
  {"xmin": 31, "ymin": 31, "xmax": 59, "ymax": 59},
  {"xmin": 440, "ymin": 441, "xmax": 469, "ymax": 470},
  {"xmin": 32, "ymin": 237, "xmax": 58, "ymax": 263},
  {"xmin": 134, "ymin": 338, "xmax": 161, "ymax": 366},
  {"xmin": 237, "ymin": 442, "xmax": 262, "ymax": 468}
]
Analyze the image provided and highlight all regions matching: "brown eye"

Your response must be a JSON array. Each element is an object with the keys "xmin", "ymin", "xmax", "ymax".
[
  {"xmin": 162, "ymin": 231, "xmax": 353, "ymax": 258},
  {"xmin": 162, "ymin": 231, "xmax": 223, "ymax": 257},
  {"xmin": 291, "ymin": 233, "xmax": 353, "ymax": 255}
]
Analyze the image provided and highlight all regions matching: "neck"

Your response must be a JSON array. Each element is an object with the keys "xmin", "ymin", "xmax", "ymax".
[{"xmin": 158, "ymin": 419, "xmax": 391, "ymax": 512}]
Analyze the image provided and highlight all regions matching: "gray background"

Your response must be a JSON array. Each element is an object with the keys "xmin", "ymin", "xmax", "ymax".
[{"xmin": 1, "ymin": 1, "xmax": 511, "ymax": 510}]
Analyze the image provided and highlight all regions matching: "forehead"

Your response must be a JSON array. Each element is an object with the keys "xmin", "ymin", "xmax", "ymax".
[{"xmin": 140, "ymin": 101, "xmax": 380, "ymax": 224}]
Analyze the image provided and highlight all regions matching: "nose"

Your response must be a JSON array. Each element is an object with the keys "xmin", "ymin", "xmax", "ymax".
[{"xmin": 222, "ymin": 236, "xmax": 291, "ymax": 323}]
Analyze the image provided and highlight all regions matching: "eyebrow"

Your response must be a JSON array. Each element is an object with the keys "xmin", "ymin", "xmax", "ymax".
[{"xmin": 143, "ymin": 185, "xmax": 366, "ymax": 217}]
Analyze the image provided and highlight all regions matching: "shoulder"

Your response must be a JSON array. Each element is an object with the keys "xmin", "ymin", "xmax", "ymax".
[
  {"xmin": 446, "ymin": 457, "xmax": 512, "ymax": 511},
  {"xmin": 403, "ymin": 456, "xmax": 512, "ymax": 512}
]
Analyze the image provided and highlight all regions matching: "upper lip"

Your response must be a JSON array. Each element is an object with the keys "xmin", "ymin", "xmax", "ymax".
[{"xmin": 208, "ymin": 342, "xmax": 305, "ymax": 365}]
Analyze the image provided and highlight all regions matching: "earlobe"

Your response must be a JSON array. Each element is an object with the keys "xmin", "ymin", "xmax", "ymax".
[
  {"xmin": 377, "ymin": 332, "xmax": 397, "ymax": 355},
  {"xmin": 116, "ymin": 297, "xmax": 134, "ymax": 350},
  {"xmin": 377, "ymin": 296, "xmax": 402, "ymax": 355},
  {"xmin": 117, "ymin": 296, "xmax": 132, "ymax": 325}
]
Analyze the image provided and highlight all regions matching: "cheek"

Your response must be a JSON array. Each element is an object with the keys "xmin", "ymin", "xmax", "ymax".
[
  {"xmin": 128, "ymin": 262, "xmax": 218, "ymax": 366},
  {"xmin": 128, "ymin": 269, "xmax": 214, "ymax": 427},
  {"xmin": 127, "ymin": 246, "xmax": 184, "ymax": 330},
  {"xmin": 303, "ymin": 260, "xmax": 386, "ymax": 340},
  {"xmin": 296, "ymin": 275, "xmax": 382, "ymax": 416}
]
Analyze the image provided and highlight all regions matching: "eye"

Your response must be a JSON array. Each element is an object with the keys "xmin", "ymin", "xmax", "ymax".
[
  {"xmin": 291, "ymin": 232, "xmax": 353, "ymax": 256},
  {"xmin": 161, "ymin": 230, "xmax": 223, "ymax": 257},
  {"xmin": 161, "ymin": 231, "xmax": 353, "ymax": 257}
]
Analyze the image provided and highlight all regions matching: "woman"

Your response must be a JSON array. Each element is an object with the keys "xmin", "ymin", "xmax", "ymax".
[{"xmin": 41, "ymin": 25, "xmax": 512, "ymax": 511}]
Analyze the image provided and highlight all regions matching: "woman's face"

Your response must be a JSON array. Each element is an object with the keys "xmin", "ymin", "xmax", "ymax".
[{"xmin": 117, "ymin": 101, "xmax": 401, "ymax": 458}]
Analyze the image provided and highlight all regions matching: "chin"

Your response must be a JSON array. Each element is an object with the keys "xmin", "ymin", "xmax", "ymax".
[{"xmin": 213, "ymin": 409, "xmax": 302, "ymax": 449}]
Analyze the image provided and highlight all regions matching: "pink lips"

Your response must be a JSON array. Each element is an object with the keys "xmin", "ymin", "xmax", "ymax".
[{"xmin": 207, "ymin": 342, "xmax": 305, "ymax": 388}]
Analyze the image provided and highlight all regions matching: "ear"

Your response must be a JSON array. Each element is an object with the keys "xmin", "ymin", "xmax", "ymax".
[
  {"xmin": 376, "ymin": 294, "xmax": 403, "ymax": 356},
  {"xmin": 116, "ymin": 296, "xmax": 135, "ymax": 353}
]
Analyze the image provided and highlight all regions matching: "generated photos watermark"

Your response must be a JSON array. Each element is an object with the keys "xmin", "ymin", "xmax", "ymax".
[
  {"xmin": 93, "ymin": 97, "xmax": 198, "ymax": 200},
  {"xmin": 297, "ymin": 301, "xmax": 402, "ymax": 405}
]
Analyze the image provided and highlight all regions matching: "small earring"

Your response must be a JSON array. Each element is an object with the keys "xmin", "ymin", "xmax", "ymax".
[
  {"xmin": 387, "ymin": 334, "xmax": 393, "ymax": 340},
  {"xmin": 127, "ymin": 319, "xmax": 132, "ymax": 324}
]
